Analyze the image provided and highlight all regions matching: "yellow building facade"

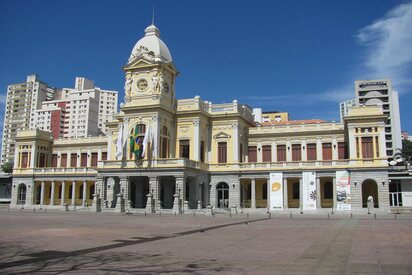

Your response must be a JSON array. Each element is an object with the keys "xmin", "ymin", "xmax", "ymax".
[{"xmin": 10, "ymin": 25, "xmax": 390, "ymax": 213}]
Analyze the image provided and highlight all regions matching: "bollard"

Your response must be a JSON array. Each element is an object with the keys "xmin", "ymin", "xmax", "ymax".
[
  {"xmin": 33, "ymin": 208, "xmax": 35, "ymax": 213},
  {"xmin": 193, "ymin": 212, "xmax": 195, "ymax": 217},
  {"xmin": 300, "ymin": 206, "xmax": 303, "ymax": 214},
  {"xmin": 290, "ymin": 213, "xmax": 292, "ymax": 219},
  {"xmin": 374, "ymin": 213, "xmax": 376, "ymax": 219},
  {"xmin": 44, "ymin": 208, "xmax": 47, "ymax": 213},
  {"xmin": 20, "ymin": 208, "xmax": 23, "ymax": 213},
  {"xmin": 229, "ymin": 212, "xmax": 232, "ymax": 219},
  {"xmin": 174, "ymin": 212, "xmax": 176, "ymax": 217},
  {"xmin": 268, "ymin": 212, "xmax": 271, "ymax": 219},
  {"xmin": 331, "ymin": 208, "xmax": 334, "ymax": 215},
  {"xmin": 159, "ymin": 211, "xmax": 161, "ymax": 216},
  {"xmin": 350, "ymin": 213, "xmax": 353, "ymax": 219},
  {"xmin": 328, "ymin": 213, "xmax": 330, "ymax": 219},
  {"xmin": 144, "ymin": 211, "xmax": 147, "ymax": 216},
  {"xmin": 247, "ymin": 213, "xmax": 249, "ymax": 219},
  {"xmin": 394, "ymin": 214, "xmax": 397, "ymax": 219}
]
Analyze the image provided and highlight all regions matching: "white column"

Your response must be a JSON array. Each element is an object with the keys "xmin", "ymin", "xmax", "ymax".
[
  {"xmin": 316, "ymin": 177, "xmax": 321, "ymax": 209},
  {"xmin": 71, "ymin": 181, "xmax": 76, "ymax": 206},
  {"xmin": 233, "ymin": 122, "xmax": 239, "ymax": 163},
  {"xmin": 332, "ymin": 137, "xmax": 338, "ymax": 160},
  {"xmin": 257, "ymin": 142, "xmax": 262, "ymax": 162},
  {"xmin": 107, "ymin": 132, "xmax": 112, "ymax": 160},
  {"xmin": 193, "ymin": 119, "xmax": 200, "ymax": 161},
  {"xmin": 299, "ymin": 178, "xmax": 303, "ymax": 209},
  {"xmin": 61, "ymin": 181, "xmax": 66, "ymax": 206},
  {"xmin": 283, "ymin": 178, "xmax": 288, "ymax": 208},
  {"xmin": 77, "ymin": 150, "xmax": 81, "ymax": 167},
  {"xmin": 348, "ymin": 128, "xmax": 356, "ymax": 159},
  {"xmin": 251, "ymin": 179, "xmax": 256, "ymax": 209},
  {"xmin": 379, "ymin": 127, "xmax": 387, "ymax": 158},
  {"xmin": 302, "ymin": 140, "xmax": 307, "ymax": 161},
  {"xmin": 40, "ymin": 181, "xmax": 45, "ymax": 206},
  {"xmin": 98, "ymin": 147, "xmax": 102, "ymax": 160},
  {"xmin": 13, "ymin": 147, "xmax": 19, "ymax": 168},
  {"xmin": 266, "ymin": 178, "xmax": 270, "ymax": 208},
  {"xmin": 87, "ymin": 150, "xmax": 92, "ymax": 167},
  {"xmin": 67, "ymin": 150, "xmax": 71, "ymax": 167},
  {"xmin": 152, "ymin": 115, "xmax": 159, "ymax": 158},
  {"xmin": 30, "ymin": 141, "xmax": 37, "ymax": 168},
  {"xmin": 82, "ymin": 181, "xmax": 87, "ymax": 206},
  {"xmin": 50, "ymin": 181, "xmax": 55, "ymax": 205},
  {"xmin": 57, "ymin": 151, "xmax": 62, "ymax": 167},
  {"xmin": 317, "ymin": 139, "xmax": 323, "ymax": 161},
  {"xmin": 286, "ymin": 141, "xmax": 292, "ymax": 162},
  {"xmin": 333, "ymin": 177, "xmax": 337, "ymax": 208},
  {"xmin": 272, "ymin": 141, "xmax": 276, "ymax": 162}
]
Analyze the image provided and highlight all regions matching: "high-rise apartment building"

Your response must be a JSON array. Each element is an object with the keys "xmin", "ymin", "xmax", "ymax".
[
  {"xmin": 34, "ymin": 77, "xmax": 118, "ymax": 138},
  {"xmin": 1, "ymin": 75, "xmax": 118, "ymax": 165},
  {"xmin": 339, "ymin": 99, "xmax": 357, "ymax": 123},
  {"xmin": 354, "ymin": 79, "xmax": 402, "ymax": 157},
  {"xmin": 1, "ymin": 75, "xmax": 57, "ymax": 165}
]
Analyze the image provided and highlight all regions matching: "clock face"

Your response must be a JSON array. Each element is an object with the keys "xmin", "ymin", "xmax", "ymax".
[
  {"xmin": 137, "ymin": 79, "xmax": 148, "ymax": 91},
  {"xmin": 164, "ymin": 82, "xmax": 169, "ymax": 93}
]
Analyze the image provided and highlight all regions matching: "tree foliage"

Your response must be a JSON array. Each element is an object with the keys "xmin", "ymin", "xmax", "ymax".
[
  {"xmin": 0, "ymin": 161, "xmax": 14, "ymax": 174},
  {"xmin": 402, "ymin": 139, "xmax": 412, "ymax": 165}
]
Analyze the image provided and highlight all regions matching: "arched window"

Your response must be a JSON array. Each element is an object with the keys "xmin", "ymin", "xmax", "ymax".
[
  {"xmin": 130, "ymin": 124, "xmax": 146, "ymax": 159},
  {"xmin": 160, "ymin": 126, "xmax": 169, "ymax": 158},
  {"xmin": 18, "ymin": 184, "xmax": 27, "ymax": 205}
]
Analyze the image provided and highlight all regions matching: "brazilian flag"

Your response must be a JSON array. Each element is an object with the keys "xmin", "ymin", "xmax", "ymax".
[{"xmin": 130, "ymin": 126, "xmax": 142, "ymax": 159}]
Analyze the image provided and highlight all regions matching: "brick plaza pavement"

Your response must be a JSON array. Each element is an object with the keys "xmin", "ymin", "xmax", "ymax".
[{"xmin": 0, "ymin": 209, "xmax": 411, "ymax": 274}]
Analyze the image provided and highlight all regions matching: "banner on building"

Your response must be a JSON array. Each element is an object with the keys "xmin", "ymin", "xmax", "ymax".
[
  {"xmin": 302, "ymin": 171, "xmax": 317, "ymax": 210},
  {"xmin": 269, "ymin": 172, "xmax": 283, "ymax": 210},
  {"xmin": 336, "ymin": 170, "xmax": 351, "ymax": 210}
]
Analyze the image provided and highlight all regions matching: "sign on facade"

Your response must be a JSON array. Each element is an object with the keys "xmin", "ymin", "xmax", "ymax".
[
  {"xmin": 336, "ymin": 170, "xmax": 351, "ymax": 210},
  {"xmin": 269, "ymin": 172, "xmax": 283, "ymax": 210},
  {"xmin": 302, "ymin": 172, "xmax": 317, "ymax": 210}
]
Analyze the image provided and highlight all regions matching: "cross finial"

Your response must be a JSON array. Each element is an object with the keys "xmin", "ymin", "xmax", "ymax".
[{"xmin": 151, "ymin": 0, "xmax": 155, "ymax": 25}]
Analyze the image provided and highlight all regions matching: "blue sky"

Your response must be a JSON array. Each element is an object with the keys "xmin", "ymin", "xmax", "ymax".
[{"xmin": 1, "ymin": 0, "xmax": 412, "ymax": 142}]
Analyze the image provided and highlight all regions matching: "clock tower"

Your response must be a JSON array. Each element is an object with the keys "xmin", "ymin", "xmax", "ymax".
[
  {"xmin": 123, "ymin": 24, "xmax": 178, "ymax": 113},
  {"xmin": 118, "ymin": 24, "xmax": 178, "ymax": 159}
]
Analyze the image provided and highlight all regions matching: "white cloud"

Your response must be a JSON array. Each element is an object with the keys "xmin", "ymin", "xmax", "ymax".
[{"xmin": 356, "ymin": 2, "xmax": 412, "ymax": 89}]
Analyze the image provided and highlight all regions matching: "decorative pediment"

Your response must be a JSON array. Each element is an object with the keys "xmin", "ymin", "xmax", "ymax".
[{"xmin": 213, "ymin": 131, "xmax": 231, "ymax": 140}]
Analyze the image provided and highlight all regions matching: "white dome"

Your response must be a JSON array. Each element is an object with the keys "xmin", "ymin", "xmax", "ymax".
[{"xmin": 128, "ymin": 25, "xmax": 172, "ymax": 63}]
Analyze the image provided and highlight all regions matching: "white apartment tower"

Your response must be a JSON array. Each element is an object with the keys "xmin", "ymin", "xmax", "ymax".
[
  {"xmin": 1, "ymin": 75, "xmax": 57, "ymax": 165},
  {"xmin": 1, "ymin": 75, "xmax": 118, "ymax": 165},
  {"xmin": 339, "ymin": 99, "xmax": 357, "ymax": 123},
  {"xmin": 354, "ymin": 79, "xmax": 402, "ymax": 157}
]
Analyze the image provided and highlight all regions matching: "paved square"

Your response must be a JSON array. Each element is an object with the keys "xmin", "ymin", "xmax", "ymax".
[{"xmin": 0, "ymin": 209, "xmax": 411, "ymax": 274}]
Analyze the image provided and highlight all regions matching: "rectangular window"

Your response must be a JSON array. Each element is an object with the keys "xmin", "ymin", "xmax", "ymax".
[
  {"xmin": 248, "ymin": 146, "xmax": 257, "ymax": 163},
  {"xmin": 218, "ymin": 142, "xmax": 227, "ymax": 163},
  {"xmin": 80, "ymin": 153, "xmax": 87, "ymax": 167},
  {"xmin": 239, "ymin": 143, "xmax": 243, "ymax": 163},
  {"xmin": 179, "ymin": 140, "xmax": 190, "ymax": 158},
  {"xmin": 362, "ymin": 137, "xmax": 373, "ymax": 158},
  {"xmin": 51, "ymin": 154, "xmax": 58, "ymax": 167},
  {"xmin": 102, "ymin": 152, "xmax": 107, "ymax": 160},
  {"xmin": 277, "ymin": 145, "xmax": 286, "ymax": 162},
  {"xmin": 307, "ymin": 143, "xmax": 317, "ymax": 161},
  {"xmin": 91, "ymin": 153, "xmax": 98, "ymax": 167},
  {"xmin": 292, "ymin": 144, "xmax": 301, "ymax": 161},
  {"xmin": 200, "ymin": 140, "xmax": 205, "ymax": 162},
  {"xmin": 338, "ymin": 142, "xmax": 347, "ymax": 160},
  {"xmin": 262, "ymin": 145, "xmax": 271, "ymax": 162},
  {"xmin": 21, "ymin": 152, "xmax": 29, "ymax": 168},
  {"xmin": 38, "ymin": 153, "xmax": 46, "ymax": 168},
  {"xmin": 61, "ymin": 154, "xmax": 67, "ymax": 167},
  {"xmin": 322, "ymin": 143, "xmax": 332, "ymax": 160},
  {"xmin": 70, "ymin": 153, "xmax": 77, "ymax": 167}
]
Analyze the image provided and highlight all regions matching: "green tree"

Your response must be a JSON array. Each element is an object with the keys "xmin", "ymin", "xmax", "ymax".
[
  {"xmin": 402, "ymin": 140, "xmax": 412, "ymax": 168},
  {"xmin": 0, "ymin": 161, "xmax": 14, "ymax": 174}
]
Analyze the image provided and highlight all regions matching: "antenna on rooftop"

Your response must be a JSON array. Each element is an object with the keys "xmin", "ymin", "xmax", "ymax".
[{"xmin": 151, "ymin": 0, "xmax": 155, "ymax": 25}]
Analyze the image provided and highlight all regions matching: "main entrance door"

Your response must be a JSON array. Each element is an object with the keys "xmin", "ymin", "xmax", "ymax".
[
  {"xmin": 389, "ymin": 179, "xmax": 402, "ymax": 207},
  {"xmin": 216, "ymin": 182, "xmax": 229, "ymax": 208}
]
